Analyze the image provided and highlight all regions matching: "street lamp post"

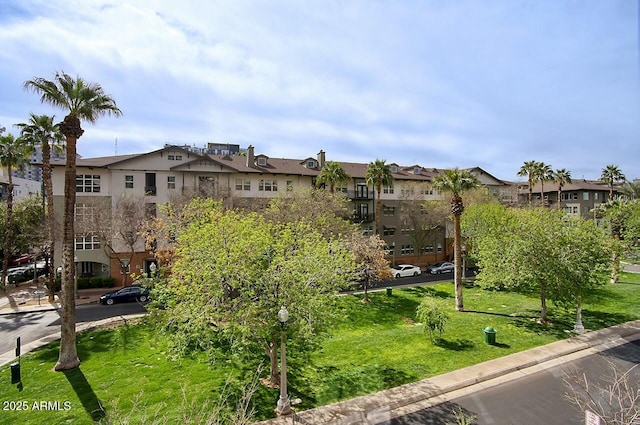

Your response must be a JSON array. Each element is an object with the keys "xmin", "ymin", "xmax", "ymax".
[
  {"xmin": 275, "ymin": 305, "xmax": 292, "ymax": 416},
  {"xmin": 574, "ymin": 287, "xmax": 584, "ymax": 334},
  {"xmin": 391, "ymin": 242, "xmax": 395, "ymax": 268}
]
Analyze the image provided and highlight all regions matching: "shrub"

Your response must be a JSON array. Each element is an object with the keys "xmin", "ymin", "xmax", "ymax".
[
  {"xmin": 77, "ymin": 277, "xmax": 91, "ymax": 289},
  {"xmin": 102, "ymin": 277, "xmax": 115, "ymax": 288},
  {"xmin": 416, "ymin": 295, "xmax": 450, "ymax": 343},
  {"xmin": 89, "ymin": 277, "xmax": 102, "ymax": 288}
]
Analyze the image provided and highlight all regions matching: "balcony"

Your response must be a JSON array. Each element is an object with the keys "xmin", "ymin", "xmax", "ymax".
[
  {"xmin": 346, "ymin": 189, "xmax": 373, "ymax": 200},
  {"xmin": 352, "ymin": 214, "xmax": 374, "ymax": 223},
  {"xmin": 145, "ymin": 186, "xmax": 157, "ymax": 196}
]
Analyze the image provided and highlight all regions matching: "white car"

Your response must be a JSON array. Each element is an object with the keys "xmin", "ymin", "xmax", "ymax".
[{"xmin": 391, "ymin": 264, "xmax": 422, "ymax": 278}]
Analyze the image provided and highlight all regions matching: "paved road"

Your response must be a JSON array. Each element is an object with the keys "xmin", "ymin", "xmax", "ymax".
[
  {"xmin": 387, "ymin": 337, "xmax": 640, "ymax": 425},
  {"xmin": 0, "ymin": 302, "xmax": 147, "ymax": 353}
]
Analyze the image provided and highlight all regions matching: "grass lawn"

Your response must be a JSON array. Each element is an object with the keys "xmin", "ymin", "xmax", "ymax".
[{"xmin": 1, "ymin": 274, "xmax": 639, "ymax": 424}]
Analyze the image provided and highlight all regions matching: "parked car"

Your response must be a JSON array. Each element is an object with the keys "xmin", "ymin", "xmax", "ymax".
[
  {"xmin": 391, "ymin": 264, "xmax": 422, "ymax": 278},
  {"xmin": 9, "ymin": 254, "xmax": 31, "ymax": 266},
  {"xmin": 99, "ymin": 285, "xmax": 150, "ymax": 305},
  {"xmin": 426, "ymin": 261, "xmax": 454, "ymax": 274}
]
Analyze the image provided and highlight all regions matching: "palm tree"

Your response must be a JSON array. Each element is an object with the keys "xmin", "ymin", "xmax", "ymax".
[
  {"xmin": 433, "ymin": 168, "xmax": 480, "ymax": 311},
  {"xmin": 0, "ymin": 134, "xmax": 34, "ymax": 290},
  {"xmin": 599, "ymin": 165, "xmax": 626, "ymax": 200},
  {"xmin": 365, "ymin": 159, "xmax": 393, "ymax": 235},
  {"xmin": 536, "ymin": 162, "xmax": 553, "ymax": 206},
  {"xmin": 619, "ymin": 180, "xmax": 640, "ymax": 200},
  {"xmin": 517, "ymin": 160, "xmax": 539, "ymax": 206},
  {"xmin": 16, "ymin": 114, "xmax": 64, "ymax": 301},
  {"xmin": 552, "ymin": 168, "xmax": 572, "ymax": 209},
  {"xmin": 24, "ymin": 71, "xmax": 122, "ymax": 371},
  {"xmin": 316, "ymin": 160, "xmax": 350, "ymax": 193}
]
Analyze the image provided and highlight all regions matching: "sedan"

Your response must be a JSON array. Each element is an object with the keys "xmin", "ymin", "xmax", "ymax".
[
  {"xmin": 391, "ymin": 264, "xmax": 422, "ymax": 278},
  {"xmin": 426, "ymin": 261, "xmax": 454, "ymax": 274},
  {"xmin": 9, "ymin": 254, "xmax": 31, "ymax": 266},
  {"xmin": 99, "ymin": 285, "xmax": 150, "ymax": 305}
]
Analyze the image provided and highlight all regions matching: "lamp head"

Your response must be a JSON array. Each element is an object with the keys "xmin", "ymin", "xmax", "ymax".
[{"xmin": 277, "ymin": 305, "xmax": 289, "ymax": 325}]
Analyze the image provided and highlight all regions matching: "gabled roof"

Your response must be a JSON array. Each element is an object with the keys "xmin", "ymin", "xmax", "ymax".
[{"xmin": 529, "ymin": 179, "xmax": 611, "ymax": 193}]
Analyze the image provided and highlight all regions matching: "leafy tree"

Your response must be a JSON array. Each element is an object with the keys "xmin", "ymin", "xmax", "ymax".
[
  {"xmin": 16, "ymin": 113, "xmax": 64, "ymax": 300},
  {"xmin": 24, "ymin": 71, "xmax": 122, "ymax": 371},
  {"xmin": 0, "ymin": 133, "xmax": 33, "ymax": 289},
  {"xmin": 263, "ymin": 187, "xmax": 354, "ymax": 239},
  {"xmin": 433, "ymin": 168, "xmax": 480, "ymax": 312},
  {"xmin": 518, "ymin": 160, "xmax": 539, "ymax": 206},
  {"xmin": 600, "ymin": 164, "xmax": 626, "ymax": 200},
  {"xmin": 365, "ymin": 159, "xmax": 393, "ymax": 235},
  {"xmin": 347, "ymin": 233, "xmax": 392, "ymax": 302},
  {"xmin": 316, "ymin": 160, "xmax": 351, "ymax": 193},
  {"xmin": 416, "ymin": 295, "xmax": 450, "ymax": 343},
  {"xmin": 148, "ymin": 201, "xmax": 356, "ymax": 386},
  {"xmin": 463, "ymin": 204, "xmax": 610, "ymax": 323},
  {"xmin": 593, "ymin": 199, "xmax": 640, "ymax": 283},
  {"xmin": 552, "ymin": 168, "xmax": 572, "ymax": 210}
]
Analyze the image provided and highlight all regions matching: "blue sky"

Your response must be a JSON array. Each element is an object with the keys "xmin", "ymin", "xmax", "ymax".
[{"xmin": 0, "ymin": 1, "xmax": 638, "ymax": 181}]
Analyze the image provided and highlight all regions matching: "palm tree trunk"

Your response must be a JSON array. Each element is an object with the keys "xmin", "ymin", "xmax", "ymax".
[
  {"xmin": 453, "ymin": 213, "xmax": 464, "ymax": 311},
  {"xmin": 375, "ymin": 186, "xmax": 382, "ymax": 235},
  {"xmin": 557, "ymin": 187, "xmax": 562, "ymax": 210},
  {"xmin": 42, "ymin": 141, "xmax": 56, "ymax": 301},
  {"xmin": 1, "ymin": 169, "xmax": 14, "ymax": 290},
  {"xmin": 55, "ymin": 117, "xmax": 81, "ymax": 371}
]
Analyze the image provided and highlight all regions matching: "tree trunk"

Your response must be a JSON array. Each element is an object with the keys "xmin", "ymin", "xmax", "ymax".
[
  {"xmin": 453, "ymin": 213, "xmax": 463, "ymax": 311},
  {"xmin": 363, "ymin": 277, "xmax": 370, "ymax": 303},
  {"xmin": 1, "ymin": 168, "xmax": 14, "ymax": 291},
  {"xmin": 540, "ymin": 283, "xmax": 547, "ymax": 323},
  {"xmin": 375, "ymin": 186, "xmax": 382, "ymax": 235},
  {"xmin": 55, "ymin": 116, "xmax": 82, "ymax": 371},
  {"xmin": 42, "ymin": 141, "xmax": 56, "ymax": 302}
]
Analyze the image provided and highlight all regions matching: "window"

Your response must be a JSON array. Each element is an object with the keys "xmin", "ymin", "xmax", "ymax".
[
  {"xmin": 257, "ymin": 157, "xmax": 267, "ymax": 166},
  {"xmin": 306, "ymin": 160, "xmax": 316, "ymax": 168},
  {"xmin": 583, "ymin": 192, "xmax": 589, "ymax": 201},
  {"xmin": 401, "ymin": 185, "xmax": 415, "ymax": 196},
  {"xmin": 420, "ymin": 185, "xmax": 433, "ymax": 196},
  {"xmin": 390, "ymin": 165, "xmax": 398, "ymax": 173},
  {"xmin": 145, "ymin": 173, "xmax": 157, "ymax": 196},
  {"xmin": 383, "ymin": 205, "xmax": 395, "ymax": 216},
  {"xmin": 335, "ymin": 184, "xmax": 348, "ymax": 193},
  {"xmin": 75, "ymin": 234, "xmax": 100, "ymax": 250},
  {"xmin": 562, "ymin": 192, "xmax": 579, "ymax": 201},
  {"xmin": 286, "ymin": 180, "xmax": 293, "ymax": 191},
  {"xmin": 414, "ymin": 167, "xmax": 421, "ymax": 175},
  {"xmin": 362, "ymin": 224, "xmax": 374, "ymax": 236},
  {"xmin": 401, "ymin": 225, "xmax": 414, "ymax": 235},
  {"xmin": 383, "ymin": 184, "xmax": 394, "ymax": 194},
  {"xmin": 259, "ymin": 179, "xmax": 278, "ymax": 192},
  {"xmin": 167, "ymin": 176, "xmax": 176, "ymax": 189},
  {"xmin": 168, "ymin": 154, "xmax": 183, "ymax": 161},
  {"xmin": 422, "ymin": 245, "xmax": 434, "ymax": 254},
  {"xmin": 76, "ymin": 175, "xmax": 100, "ymax": 193},
  {"xmin": 235, "ymin": 179, "xmax": 251, "ymax": 191},
  {"xmin": 125, "ymin": 175, "xmax": 134, "ymax": 189},
  {"xmin": 383, "ymin": 226, "xmax": 395, "ymax": 236},
  {"xmin": 595, "ymin": 193, "xmax": 599, "ymax": 200},
  {"xmin": 75, "ymin": 203, "xmax": 94, "ymax": 224},
  {"xmin": 401, "ymin": 244, "xmax": 415, "ymax": 255},
  {"xmin": 437, "ymin": 243, "xmax": 443, "ymax": 253}
]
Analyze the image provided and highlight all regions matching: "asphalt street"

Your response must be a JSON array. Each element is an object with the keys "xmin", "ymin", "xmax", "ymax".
[
  {"xmin": 0, "ymin": 302, "xmax": 147, "ymax": 354},
  {"xmin": 387, "ymin": 337, "xmax": 640, "ymax": 425}
]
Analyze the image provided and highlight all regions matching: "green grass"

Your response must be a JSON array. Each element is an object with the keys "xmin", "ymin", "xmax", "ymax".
[{"xmin": 1, "ymin": 274, "xmax": 640, "ymax": 424}]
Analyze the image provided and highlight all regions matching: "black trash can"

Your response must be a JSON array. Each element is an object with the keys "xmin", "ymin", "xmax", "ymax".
[
  {"xmin": 386, "ymin": 287, "xmax": 392, "ymax": 296},
  {"xmin": 483, "ymin": 326, "xmax": 497, "ymax": 345},
  {"xmin": 10, "ymin": 362, "xmax": 20, "ymax": 384}
]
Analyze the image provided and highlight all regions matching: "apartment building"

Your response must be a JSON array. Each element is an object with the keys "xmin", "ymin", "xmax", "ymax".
[
  {"xmin": 49, "ymin": 144, "xmax": 503, "ymax": 285},
  {"xmin": 519, "ymin": 180, "xmax": 614, "ymax": 218}
]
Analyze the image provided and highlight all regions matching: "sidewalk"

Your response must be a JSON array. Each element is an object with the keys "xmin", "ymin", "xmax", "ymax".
[
  {"xmin": 0, "ymin": 280, "xmax": 107, "ymax": 315},
  {"xmin": 256, "ymin": 320, "xmax": 640, "ymax": 425}
]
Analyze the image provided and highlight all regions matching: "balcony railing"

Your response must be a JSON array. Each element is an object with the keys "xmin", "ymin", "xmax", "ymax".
[
  {"xmin": 145, "ymin": 186, "xmax": 157, "ymax": 196},
  {"xmin": 346, "ymin": 189, "xmax": 373, "ymax": 200},
  {"xmin": 352, "ymin": 214, "xmax": 374, "ymax": 223}
]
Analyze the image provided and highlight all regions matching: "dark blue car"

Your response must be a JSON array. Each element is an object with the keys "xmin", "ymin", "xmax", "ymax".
[{"xmin": 99, "ymin": 285, "xmax": 149, "ymax": 305}]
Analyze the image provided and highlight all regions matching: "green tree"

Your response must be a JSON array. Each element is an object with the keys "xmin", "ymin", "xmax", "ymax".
[
  {"xmin": 148, "ymin": 201, "xmax": 356, "ymax": 386},
  {"xmin": 0, "ymin": 133, "xmax": 33, "ymax": 289},
  {"xmin": 24, "ymin": 71, "xmax": 122, "ymax": 371},
  {"xmin": 365, "ymin": 159, "xmax": 393, "ymax": 235},
  {"xmin": 518, "ymin": 160, "xmax": 539, "ymax": 206},
  {"xmin": 619, "ymin": 180, "xmax": 640, "ymax": 200},
  {"xmin": 416, "ymin": 295, "xmax": 450, "ymax": 343},
  {"xmin": 552, "ymin": 168, "xmax": 572, "ymax": 210},
  {"xmin": 600, "ymin": 164, "xmax": 625, "ymax": 200},
  {"xmin": 433, "ymin": 168, "xmax": 480, "ymax": 312},
  {"xmin": 348, "ymin": 233, "xmax": 392, "ymax": 302},
  {"xmin": 463, "ymin": 205, "xmax": 610, "ymax": 323},
  {"xmin": 16, "ymin": 113, "xmax": 64, "ymax": 301},
  {"xmin": 316, "ymin": 160, "xmax": 351, "ymax": 193}
]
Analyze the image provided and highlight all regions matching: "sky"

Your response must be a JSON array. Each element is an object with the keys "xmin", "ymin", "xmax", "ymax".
[{"xmin": 0, "ymin": 1, "xmax": 638, "ymax": 182}]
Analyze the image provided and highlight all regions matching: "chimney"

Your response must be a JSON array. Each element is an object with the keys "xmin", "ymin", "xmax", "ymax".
[
  {"xmin": 247, "ymin": 145, "xmax": 254, "ymax": 167},
  {"xmin": 317, "ymin": 150, "xmax": 326, "ymax": 168}
]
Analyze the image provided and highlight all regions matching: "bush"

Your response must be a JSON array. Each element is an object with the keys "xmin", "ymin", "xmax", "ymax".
[
  {"xmin": 77, "ymin": 277, "xmax": 91, "ymax": 289},
  {"xmin": 102, "ymin": 277, "xmax": 115, "ymax": 288},
  {"xmin": 89, "ymin": 277, "xmax": 102, "ymax": 288},
  {"xmin": 416, "ymin": 295, "xmax": 450, "ymax": 343}
]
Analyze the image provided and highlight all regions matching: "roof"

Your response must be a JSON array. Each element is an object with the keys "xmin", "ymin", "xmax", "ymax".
[{"xmin": 528, "ymin": 179, "xmax": 612, "ymax": 193}]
